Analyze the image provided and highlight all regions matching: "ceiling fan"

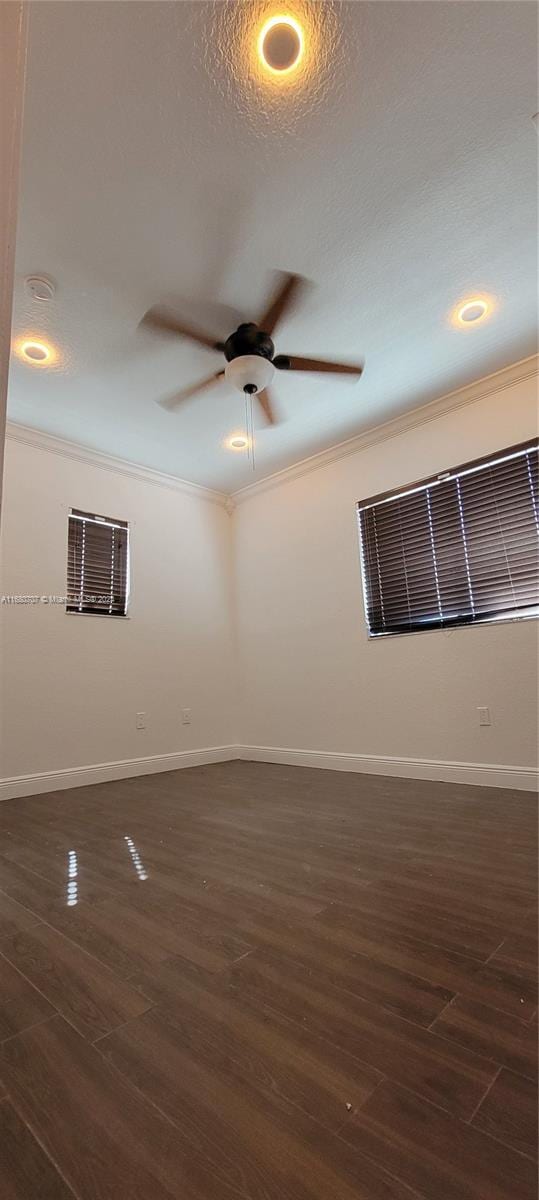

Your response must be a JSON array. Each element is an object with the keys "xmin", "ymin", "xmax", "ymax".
[{"xmin": 140, "ymin": 272, "xmax": 363, "ymax": 425}]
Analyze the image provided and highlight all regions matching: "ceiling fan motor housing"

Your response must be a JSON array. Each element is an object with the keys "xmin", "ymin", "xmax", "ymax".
[{"xmin": 224, "ymin": 323, "xmax": 274, "ymax": 362}]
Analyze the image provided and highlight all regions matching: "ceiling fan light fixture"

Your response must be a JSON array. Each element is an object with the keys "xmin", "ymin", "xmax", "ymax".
[{"xmin": 225, "ymin": 354, "xmax": 275, "ymax": 394}]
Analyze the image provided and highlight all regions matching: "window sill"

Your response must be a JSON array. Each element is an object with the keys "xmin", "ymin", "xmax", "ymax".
[
  {"xmin": 65, "ymin": 610, "xmax": 130, "ymax": 620},
  {"xmin": 366, "ymin": 611, "xmax": 538, "ymax": 639}
]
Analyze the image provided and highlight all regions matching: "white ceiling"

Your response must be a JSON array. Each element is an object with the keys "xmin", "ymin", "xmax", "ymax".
[{"xmin": 8, "ymin": 1, "xmax": 538, "ymax": 493}]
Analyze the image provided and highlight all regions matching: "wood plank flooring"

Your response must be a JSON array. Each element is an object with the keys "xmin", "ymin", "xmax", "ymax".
[{"xmin": 0, "ymin": 761, "xmax": 536, "ymax": 1200}]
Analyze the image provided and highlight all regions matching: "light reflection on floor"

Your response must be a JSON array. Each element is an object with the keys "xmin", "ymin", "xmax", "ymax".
[
  {"xmin": 66, "ymin": 848, "xmax": 78, "ymax": 906},
  {"xmin": 124, "ymin": 835, "xmax": 148, "ymax": 881}
]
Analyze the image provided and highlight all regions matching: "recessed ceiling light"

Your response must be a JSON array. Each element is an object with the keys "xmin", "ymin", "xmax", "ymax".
[
  {"xmin": 15, "ymin": 338, "xmax": 57, "ymax": 365},
  {"xmin": 227, "ymin": 434, "xmax": 249, "ymax": 451},
  {"xmin": 452, "ymin": 297, "xmax": 492, "ymax": 328},
  {"xmin": 258, "ymin": 15, "xmax": 304, "ymax": 75},
  {"xmin": 457, "ymin": 300, "xmax": 488, "ymax": 324}
]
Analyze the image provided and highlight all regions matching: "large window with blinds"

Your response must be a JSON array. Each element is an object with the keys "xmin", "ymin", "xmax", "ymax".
[
  {"xmin": 357, "ymin": 439, "xmax": 539, "ymax": 637},
  {"xmin": 66, "ymin": 509, "xmax": 129, "ymax": 617}
]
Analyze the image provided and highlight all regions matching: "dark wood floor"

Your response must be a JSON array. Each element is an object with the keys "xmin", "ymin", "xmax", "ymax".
[{"xmin": 0, "ymin": 762, "xmax": 537, "ymax": 1200}]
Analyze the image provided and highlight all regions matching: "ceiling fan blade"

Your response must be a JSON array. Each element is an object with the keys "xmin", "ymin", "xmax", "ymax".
[
  {"xmin": 274, "ymin": 355, "xmax": 363, "ymax": 376},
  {"xmin": 157, "ymin": 371, "xmax": 225, "ymax": 411},
  {"xmin": 256, "ymin": 387, "xmax": 278, "ymax": 426},
  {"xmin": 258, "ymin": 272, "xmax": 304, "ymax": 336},
  {"xmin": 141, "ymin": 306, "xmax": 224, "ymax": 351}
]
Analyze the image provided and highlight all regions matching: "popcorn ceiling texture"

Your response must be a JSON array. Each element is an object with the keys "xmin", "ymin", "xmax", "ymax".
[{"xmin": 194, "ymin": 0, "xmax": 351, "ymax": 137}]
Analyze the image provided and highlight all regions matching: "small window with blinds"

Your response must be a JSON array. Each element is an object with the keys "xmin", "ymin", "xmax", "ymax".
[
  {"xmin": 66, "ymin": 509, "xmax": 129, "ymax": 617},
  {"xmin": 357, "ymin": 439, "xmax": 539, "ymax": 637}
]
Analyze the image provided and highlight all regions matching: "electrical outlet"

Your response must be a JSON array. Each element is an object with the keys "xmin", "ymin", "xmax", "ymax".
[
  {"xmin": 136, "ymin": 712, "xmax": 146, "ymax": 730},
  {"xmin": 181, "ymin": 708, "xmax": 192, "ymax": 725},
  {"xmin": 477, "ymin": 707, "xmax": 491, "ymax": 727}
]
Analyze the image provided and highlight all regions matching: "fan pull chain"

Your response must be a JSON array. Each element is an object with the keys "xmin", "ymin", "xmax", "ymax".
[
  {"xmin": 244, "ymin": 392, "xmax": 250, "ymax": 468},
  {"xmin": 244, "ymin": 391, "xmax": 256, "ymax": 471},
  {"xmin": 249, "ymin": 393, "xmax": 255, "ymax": 471}
]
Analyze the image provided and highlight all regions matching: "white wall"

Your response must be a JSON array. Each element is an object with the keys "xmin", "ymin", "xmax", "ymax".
[
  {"xmin": 234, "ymin": 366, "xmax": 539, "ymax": 777},
  {"xmin": 0, "ymin": 435, "xmax": 237, "ymax": 784}
]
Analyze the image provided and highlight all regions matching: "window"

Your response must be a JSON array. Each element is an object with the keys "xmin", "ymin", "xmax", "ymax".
[
  {"xmin": 66, "ymin": 509, "xmax": 129, "ymax": 616},
  {"xmin": 357, "ymin": 439, "xmax": 539, "ymax": 637}
]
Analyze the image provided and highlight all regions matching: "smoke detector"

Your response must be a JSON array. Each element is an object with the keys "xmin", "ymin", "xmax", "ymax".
[{"xmin": 25, "ymin": 276, "xmax": 56, "ymax": 302}]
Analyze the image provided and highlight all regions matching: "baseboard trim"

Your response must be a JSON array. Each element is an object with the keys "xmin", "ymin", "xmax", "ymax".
[
  {"xmin": 0, "ymin": 746, "xmax": 238, "ymax": 801},
  {"xmin": 237, "ymin": 746, "xmax": 538, "ymax": 792},
  {"xmin": 2, "ymin": 744, "xmax": 536, "ymax": 800}
]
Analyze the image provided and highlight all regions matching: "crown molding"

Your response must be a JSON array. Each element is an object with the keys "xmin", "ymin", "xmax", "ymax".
[
  {"xmin": 5, "ymin": 422, "xmax": 228, "ymax": 507},
  {"xmin": 231, "ymin": 355, "xmax": 539, "ymax": 505},
  {"xmin": 6, "ymin": 355, "xmax": 537, "ymax": 508}
]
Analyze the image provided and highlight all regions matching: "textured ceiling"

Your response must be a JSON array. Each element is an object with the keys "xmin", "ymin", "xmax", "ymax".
[{"xmin": 8, "ymin": 1, "xmax": 538, "ymax": 492}]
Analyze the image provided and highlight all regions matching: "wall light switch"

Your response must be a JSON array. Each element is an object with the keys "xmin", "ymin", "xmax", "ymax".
[
  {"xmin": 477, "ymin": 707, "xmax": 491, "ymax": 726},
  {"xmin": 181, "ymin": 708, "xmax": 192, "ymax": 725},
  {"xmin": 136, "ymin": 712, "xmax": 146, "ymax": 730}
]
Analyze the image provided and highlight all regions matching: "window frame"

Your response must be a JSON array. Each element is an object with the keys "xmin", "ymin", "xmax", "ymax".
[
  {"xmin": 65, "ymin": 508, "xmax": 130, "ymax": 619},
  {"xmin": 357, "ymin": 438, "xmax": 539, "ymax": 640}
]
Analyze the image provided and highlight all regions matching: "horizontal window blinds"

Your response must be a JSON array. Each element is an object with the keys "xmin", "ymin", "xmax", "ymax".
[
  {"xmin": 358, "ymin": 440, "xmax": 539, "ymax": 636},
  {"xmin": 67, "ymin": 509, "xmax": 129, "ymax": 616}
]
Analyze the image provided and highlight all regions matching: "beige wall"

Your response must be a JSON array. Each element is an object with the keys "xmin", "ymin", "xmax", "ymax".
[
  {"xmin": 0, "ymin": 437, "xmax": 237, "ymax": 780},
  {"xmin": 234, "ymin": 368, "xmax": 539, "ymax": 772},
  {"xmin": 0, "ymin": 2, "xmax": 28, "ymax": 512},
  {"xmin": 1, "ymin": 361, "xmax": 537, "ymax": 794}
]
